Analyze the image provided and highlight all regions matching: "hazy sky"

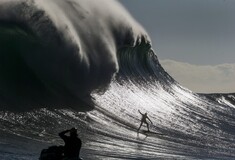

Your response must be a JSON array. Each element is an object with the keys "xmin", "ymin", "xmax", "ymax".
[{"xmin": 119, "ymin": 0, "xmax": 235, "ymax": 93}]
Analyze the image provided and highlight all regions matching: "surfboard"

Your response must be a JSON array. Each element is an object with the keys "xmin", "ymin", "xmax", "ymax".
[{"xmin": 139, "ymin": 130, "xmax": 164, "ymax": 136}]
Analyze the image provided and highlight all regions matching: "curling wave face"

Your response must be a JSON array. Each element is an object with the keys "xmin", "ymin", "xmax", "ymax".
[{"xmin": 0, "ymin": 0, "xmax": 149, "ymax": 110}]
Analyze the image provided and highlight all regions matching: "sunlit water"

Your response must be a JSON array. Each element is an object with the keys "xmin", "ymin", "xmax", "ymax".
[{"xmin": 1, "ymin": 80, "xmax": 235, "ymax": 159}]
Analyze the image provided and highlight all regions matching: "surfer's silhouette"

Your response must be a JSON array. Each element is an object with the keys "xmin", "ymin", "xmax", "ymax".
[
  {"xmin": 59, "ymin": 128, "xmax": 82, "ymax": 160},
  {"xmin": 137, "ymin": 110, "xmax": 153, "ymax": 132}
]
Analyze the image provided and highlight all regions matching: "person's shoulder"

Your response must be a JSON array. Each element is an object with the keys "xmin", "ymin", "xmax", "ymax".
[{"xmin": 75, "ymin": 137, "xmax": 82, "ymax": 142}]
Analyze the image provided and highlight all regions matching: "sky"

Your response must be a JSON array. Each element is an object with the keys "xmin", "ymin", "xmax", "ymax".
[{"xmin": 119, "ymin": 0, "xmax": 235, "ymax": 93}]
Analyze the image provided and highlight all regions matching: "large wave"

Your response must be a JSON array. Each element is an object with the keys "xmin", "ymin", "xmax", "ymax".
[
  {"xmin": 0, "ymin": 0, "xmax": 149, "ymax": 111},
  {"xmin": 1, "ymin": 0, "xmax": 235, "ymax": 159}
]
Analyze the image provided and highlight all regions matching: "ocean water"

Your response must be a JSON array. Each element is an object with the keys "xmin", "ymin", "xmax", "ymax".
[{"xmin": 0, "ymin": 0, "xmax": 235, "ymax": 159}]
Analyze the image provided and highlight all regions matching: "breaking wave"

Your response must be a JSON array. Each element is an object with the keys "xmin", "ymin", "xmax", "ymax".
[{"xmin": 0, "ymin": 0, "xmax": 148, "ymax": 111}]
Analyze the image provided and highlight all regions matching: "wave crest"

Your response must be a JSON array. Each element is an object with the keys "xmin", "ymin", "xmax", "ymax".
[{"xmin": 0, "ymin": 0, "xmax": 149, "ymax": 111}]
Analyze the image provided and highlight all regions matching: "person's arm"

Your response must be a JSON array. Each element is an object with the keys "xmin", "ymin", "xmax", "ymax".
[
  {"xmin": 138, "ymin": 110, "xmax": 143, "ymax": 115},
  {"xmin": 147, "ymin": 116, "xmax": 153, "ymax": 124},
  {"xmin": 59, "ymin": 129, "xmax": 70, "ymax": 140}
]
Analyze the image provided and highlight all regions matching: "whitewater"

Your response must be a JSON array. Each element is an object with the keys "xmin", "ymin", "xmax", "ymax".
[{"xmin": 0, "ymin": 0, "xmax": 235, "ymax": 159}]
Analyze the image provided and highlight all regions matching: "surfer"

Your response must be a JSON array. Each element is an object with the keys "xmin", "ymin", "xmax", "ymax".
[
  {"xmin": 137, "ymin": 110, "xmax": 153, "ymax": 132},
  {"xmin": 59, "ymin": 128, "xmax": 82, "ymax": 160}
]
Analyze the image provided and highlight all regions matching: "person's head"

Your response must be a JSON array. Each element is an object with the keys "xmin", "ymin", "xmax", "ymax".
[
  {"xmin": 70, "ymin": 128, "xmax": 78, "ymax": 137},
  {"xmin": 144, "ymin": 113, "xmax": 147, "ymax": 116}
]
